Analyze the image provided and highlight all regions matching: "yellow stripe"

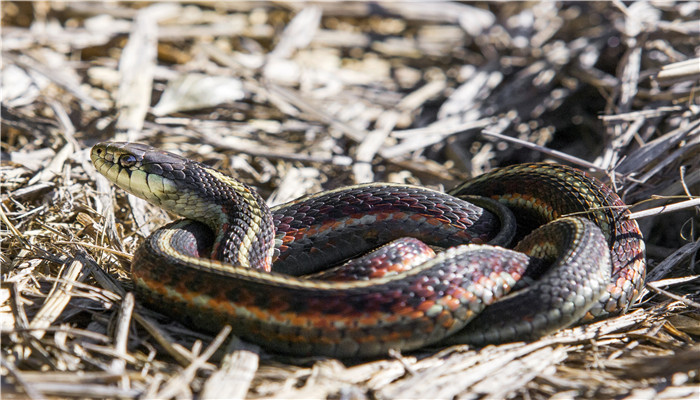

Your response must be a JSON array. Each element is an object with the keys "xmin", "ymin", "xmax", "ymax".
[
  {"xmin": 154, "ymin": 222, "xmax": 496, "ymax": 290},
  {"xmin": 205, "ymin": 167, "xmax": 266, "ymax": 269}
]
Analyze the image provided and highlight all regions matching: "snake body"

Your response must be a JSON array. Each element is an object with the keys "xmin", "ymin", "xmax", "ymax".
[
  {"xmin": 91, "ymin": 142, "xmax": 645, "ymax": 357},
  {"xmin": 448, "ymin": 164, "xmax": 646, "ymax": 344}
]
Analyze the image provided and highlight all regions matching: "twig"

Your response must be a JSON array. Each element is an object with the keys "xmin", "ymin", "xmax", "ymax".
[
  {"xmin": 645, "ymin": 283, "xmax": 700, "ymax": 310},
  {"xmin": 0, "ymin": 357, "xmax": 47, "ymax": 400},
  {"xmin": 155, "ymin": 326, "xmax": 233, "ymax": 399},
  {"xmin": 28, "ymin": 258, "xmax": 85, "ymax": 340},
  {"xmin": 626, "ymin": 198, "xmax": 700, "ymax": 220},
  {"xmin": 479, "ymin": 129, "xmax": 604, "ymax": 171},
  {"xmin": 3, "ymin": 52, "xmax": 106, "ymax": 111},
  {"xmin": 54, "ymin": 241, "xmax": 133, "ymax": 261}
]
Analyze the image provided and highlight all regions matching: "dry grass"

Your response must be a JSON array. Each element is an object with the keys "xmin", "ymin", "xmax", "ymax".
[{"xmin": 2, "ymin": 2, "xmax": 699, "ymax": 399}]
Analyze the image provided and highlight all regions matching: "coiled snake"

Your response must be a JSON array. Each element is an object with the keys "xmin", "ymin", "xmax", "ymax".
[{"xmin": 91, "ymin": 142, "xmax": 645, "ymax": 358}]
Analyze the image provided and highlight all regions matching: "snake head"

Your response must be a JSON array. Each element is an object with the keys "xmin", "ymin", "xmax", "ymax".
[
  {"xmin": 91, "ymin": 142, "xmax": 276, "ymax": 270},
  {"xmin": 91, "ymin": 142, "xmax": 226, "ymax": 226}
]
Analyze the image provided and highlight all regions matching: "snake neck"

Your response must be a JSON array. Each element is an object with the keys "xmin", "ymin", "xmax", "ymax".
[
  {"xmin": 206, "ymin": 180, "xmax": 276, "ymax": 271},
  {"xmin": 162, "ymin": 163, "xmax": 277, "ymax": 271}
]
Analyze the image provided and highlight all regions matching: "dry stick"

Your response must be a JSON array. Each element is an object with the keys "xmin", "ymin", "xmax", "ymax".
[
  {"xmin": 610, "ymin": 115, "xmax": 645, "ymax": 161},
  {"xmin": 28, "ymin": 258, "xmax": 85, "ymax": 340},
  {"xmin": 617, "ymin": 119, "xmax": 700, "ymax": 176},
  {"xmin": 8, "ymin": 183, "xmax": 55, "ymax": 200},
  {"xmin": 114, "ymin": 7, "xmax": 158, "ymax": 140},
  {"xmin": 389, "ymin": 158, "xmax": 457, "ymax": 182},
  {"xmin": 25, "ymin": 383, "xmax": 140, "ymax": 399},
  {"xmin": 3, "ymin": 52, "xmax": 106, "ymax": 111},
  {"xmin": 9, "ymin": 282, "xmax": 55, "ymax": 368},
  {"xmin": 655, "ymin": 57, "xmax": 700, "ymax": 83},
  {"xmin": 0, "ymin": 204, "xmax": 31, "ymax": 249},
  {"xmin": 200, "ymin": 338, "xmax": 261, "ymax": 400},
  {"xmin": 479, "ymin": 129, "xmax": 604, "ymax": 171},
  {"xmin": 0, "ymin": 357, "xmax": 47, "ymax": 400},
  {"xmin": 35, "ymin": 219, "xmax": 71, "ymax": 242},
  {"xmin": 618, "ymin": 45, "xmax": 642, "ymax": 114},
  {"xmin": 79, "ymin": 253, "xmax": 199, "ymax": 366},
  {"xmin": 266, "ymin": 82, "xmax": 368, "ymax": 142},
  {"xmin": 110, "ymin": 293, "xmax": 135, "ymax": 386},
  {"xmin": 198, "ymin": 41, "xmax": 260, "ymax": 81},
  {"xmin": 4, "ymin": 202, "xmax": 48, "ymax": 223},
  {"xmin": 157, "ymin": 21, "xmax": 247, "ymax": 40},
  {"xmin": 9, "ymin": 282, "xmax": 32, "ymax": 334},
  {"xmin": 644, "ymin": 239, "xmax": 700, "ymax": 284},
  {"xmin": 679, "ymin": 166, "xmax": 694, "ymax": 198},
  {"xmin": 679, "ymin": 167, "xmax": 699, "ymax": 273},
  {"xmin": 204, "ymin": 41, "xmax": 369, "ymax": 143},
  {"xmin": 41, "ymin": 274, "xmax": 121, "ymax": 305},
  {"xmin": 390, "ymin": 117, "xmax": 494, "ymax": 139},
  {"xmin": 197, "ymin": 43, "xmax": 354, "ymax": 165},
  {"xmin": 141, "ymin": 374, "xmax": 165, "ymax": 400},
  {"xmin": 382, "ymin": 341, "xmax": 566, "ymax": 399},
  {"xmin": 55, "ymin": 241, "xmax": 133, "ymax": 261},
  {"xmin": 131, "ymin": 312, "xmax": 197, "ymax": 367},
  {"xmin": 5, "ymin": 370, "xmax": 122, "ymax": 385},
  {"xmin": 627, "ymin": 198, "xmax": 700, "ymax": 220},
  {"xmin": 645, "ymin": 284, "xmax": 700, "ymax": 310},
  {"xmin": 267, "ymin": 6, "xmax": 321, "ymax": 60},
  {"xmin": 354, "ymin": 111, "xmax": 399, "ymax": 183},
  {"xmin": 646, "ymin": 275, "xmax": 700, "ymax": 289},
  {"xmin": 267, "ymin": 167, "xmax": 320, "ymax": 206},
  {"xmin": 632, "ymin": 131, "xmax": 700, "ymax": 186},
  {"xmin": 48, "ymin": 100, "xmax": 80, "ymax": 150},
  {"xmin": 388, "ymin": 349, "xmax": 418, "ymax": 376},
  {"xmin": 381, "ymin": 118, "xmax": 493, "ymax": 159},
  {"xmin": 626, "ymin": 173, "xmax": 700, "ymax": 231},
  {"xmin": 77, "ymin": 252, "xmax": 126, "ymax": 298},
  {"xmin": 351, "ymin": 359, "xmax": 409, "ymax": 389},
  {"xmin": 4, "ymin": 326, "xmax": 111, "ymax": 343},
  {"xmin": 599, "ymin": 105, "xmax": 687, "ymax": 122},
  {"xmin": 79, "ymin": 342, "xmax": 138, "ymax": 365},
  {"xmin": 396, "ymin": 80, "xmax": 447, "ymax": 112},
  {"xmin": 155, "ymin": 326, "xmax": 233, "ymax": 399},
  {"xmin": 403, "ymin": 308, "xmax": 658, "ymax": 399},
  {"xmin": 93, "ymin": 174, "xmax": 122, "ymax": 253},
  {"xmin": 195, "ymin": 128, "xmax": 353, "ymax": 166},
  {"xmin": 468, "ymin": 347, "xmax": 569, "ymax": 399},
  {"xmin": 382, "ymin": 344, "xmax": 537, "ymax": 398},
  {"xmin": 27, "ymin": 142, "xmax": 74, "ymax": 186}
]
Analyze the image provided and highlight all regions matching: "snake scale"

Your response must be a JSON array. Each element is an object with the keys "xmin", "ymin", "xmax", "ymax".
[{"xmin": 91, "ymin": 142, "xmax": 646, "ymax": 358}]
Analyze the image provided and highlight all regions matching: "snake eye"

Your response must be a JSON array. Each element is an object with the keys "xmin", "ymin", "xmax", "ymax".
[{"xmin": 119, "ymin": 154, "xmax": 137, "ymax": 168}]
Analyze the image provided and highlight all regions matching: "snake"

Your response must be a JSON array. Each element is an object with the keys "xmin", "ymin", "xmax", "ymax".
[{"xmin": 91, "ymin": 142, "xmax": 646, "ymax": 358}]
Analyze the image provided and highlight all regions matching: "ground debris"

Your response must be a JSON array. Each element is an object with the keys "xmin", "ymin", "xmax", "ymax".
[{"xmin": 1, "ymin": 2, "xmax": 698, "ymax": 399}]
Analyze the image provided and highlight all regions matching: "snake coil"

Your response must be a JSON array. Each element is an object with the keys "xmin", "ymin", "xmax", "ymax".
[{"xmin": 92, "ymin": 142, "xmax": 645, "ymax": 358}]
